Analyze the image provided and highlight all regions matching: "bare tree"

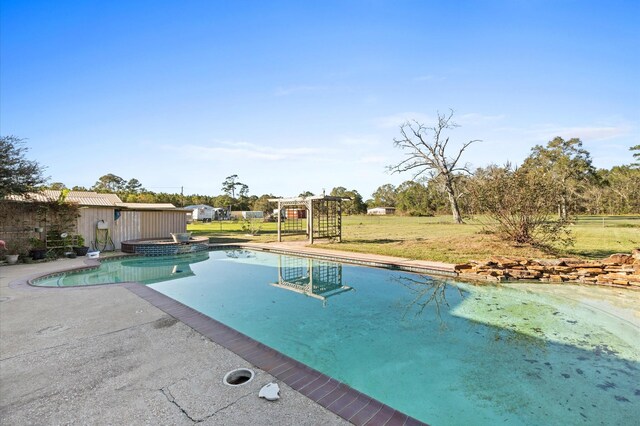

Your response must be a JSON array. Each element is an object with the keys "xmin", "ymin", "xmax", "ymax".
[{"xmin": 389, "ymin": 110, "xmax": 479, "ymax": 223}]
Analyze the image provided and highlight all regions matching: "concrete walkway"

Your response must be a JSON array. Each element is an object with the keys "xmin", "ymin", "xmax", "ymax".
[
  {"xmin": 238, "ymin": 241, "xmax": 456, "ymax": 276},
  {"xmin": 0, "ymin": 258, "xmax": 348, "ymax": 425}
]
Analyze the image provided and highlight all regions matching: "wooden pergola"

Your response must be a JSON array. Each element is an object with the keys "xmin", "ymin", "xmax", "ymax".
[{"xmin": 269, "ymin": 195, "xmax": 348, "ymax": 244}]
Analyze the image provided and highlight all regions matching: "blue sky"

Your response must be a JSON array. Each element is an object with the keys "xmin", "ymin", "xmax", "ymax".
[{"xmin": 1, "ymin": 0, "xmax": 638, "ymax": 199}]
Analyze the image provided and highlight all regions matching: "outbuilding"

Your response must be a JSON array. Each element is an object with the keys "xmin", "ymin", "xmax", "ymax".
[
  {"xmin": 184, "ymin": 204, "xmax": 215, "ymax": 222},
  {"xmin": 2, "ymin": 190, "xmax": 190, "ymax": 251},
  {"xmin": 367, "ymin": 207, "xmax": 396, "ymax": 215}
]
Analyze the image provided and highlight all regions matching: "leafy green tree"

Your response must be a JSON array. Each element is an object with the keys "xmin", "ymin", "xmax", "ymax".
[
  {"xmin": 47, "ymin": 182, "xmax": 67, "ymax": 190},
  {"xmin": 134, "ymin": 192, "xmax": 158, "ymax": 203},
  {"xmin": 330, "ymin": 187, "xmax": 367, "ymax": 215},
  {"xmin": 0, "ymin": 135, "xmax": 48, "ymax": 197},
  {"xmin": 389, "ymin": 110, "xmax": 479, "ymax": 224},
  {"xmin": 92, "ymin": 174, "xmax": 126, "ymax": 192},
  {"xmin": 213, "ymin": 194, "xmax": 236, "ymax": 210},
  {"xmin": 125, "ymin": 178, "xmax": 145, "ymax": 194},
  {"xmin": 252, "ymin": 194, "xmax": 277, "ymax": 215},
  {"xmin": 370, "ymin": 184, "xmax": 397, "ymax": 207},
  {"xmin": 631, "ymin": 144, "xmax": 640, "ymax": 168},
  {"xmin": 395, "ymin": 181, "xmax": 438, "ymax": 216},
  {"xmin": 222, "ymin": 174, "xmax": 249, "ymax": 198},
  {"xmin": 596, "ymin": 166, "xmax": 640, "ymax": 214},
  {"xmin": 298, "ymin": 190, "xmax": 315, "ymax": 198},
  {"xmin": 522, "ymin": 137, "xmax": 596, "ymax": 220}
]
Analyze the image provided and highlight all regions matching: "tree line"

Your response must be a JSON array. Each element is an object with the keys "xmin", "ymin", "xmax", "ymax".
[
  {"xmin": 3, "ymin": 134, "xmax": 636, "ymax": 219},
  {"xmin": 373, "ymin": 137, "xmax": 640, "ymax": 218}
]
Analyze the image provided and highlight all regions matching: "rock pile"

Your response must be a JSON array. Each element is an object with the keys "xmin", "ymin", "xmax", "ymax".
[{"xmin": 455, "ymin": 249, "xmax": 640, "ymax": 288}]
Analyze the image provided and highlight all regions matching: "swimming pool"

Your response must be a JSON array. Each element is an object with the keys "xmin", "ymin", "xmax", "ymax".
[
  {"xmin": 34, "ymin": 252, "xmax": 211, "ymax": 286},
  {"xmin": 34, "ymin": 249, "xmax": 640, "ymax": 424}
]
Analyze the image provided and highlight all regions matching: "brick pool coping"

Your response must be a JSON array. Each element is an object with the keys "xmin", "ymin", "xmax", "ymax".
[{"xmin": 123, "ymin": 282, "xmax": 427, "ymax": 426}]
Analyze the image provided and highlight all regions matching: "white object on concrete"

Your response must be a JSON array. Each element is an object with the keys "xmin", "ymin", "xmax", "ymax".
[
  {"xmin": 87, "ymin": 251, "xmax": 100, "ymax": 259},
  {"xmin": 259, "ymin": 382, "xmax": 280, "ymax": 401}
]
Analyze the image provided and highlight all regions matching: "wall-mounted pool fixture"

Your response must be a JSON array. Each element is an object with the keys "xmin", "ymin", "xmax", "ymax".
[{"xmin": 170, "ymin": 232, "xmax": 192, "ymax": 243}]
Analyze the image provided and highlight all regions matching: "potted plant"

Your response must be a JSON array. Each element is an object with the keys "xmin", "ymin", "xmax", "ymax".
[
  {"xmin": 73, "ymin": 235, "xmax": 90, "ymax": 256},
  {"xmin": 4, "ymin": 238, "xmax": 29, "ymax": 264},
  {"xmin": 29, "ymin": 237, "xmax": 47, "ymax": 260}
]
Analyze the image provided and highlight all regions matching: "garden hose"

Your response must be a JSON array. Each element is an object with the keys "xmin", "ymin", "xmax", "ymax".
[{"xmin": 94, "ymin": 220, "xmax": 115, "ymax": 251}]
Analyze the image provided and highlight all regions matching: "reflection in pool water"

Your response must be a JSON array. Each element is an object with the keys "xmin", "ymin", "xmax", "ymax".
[
  {"xmin": 271, "ymin": 255, "xmax": 353, "ymax": 305},
  {"xmin": 32, "ymin": 251, "xmax": 211, "ymax": 287}
]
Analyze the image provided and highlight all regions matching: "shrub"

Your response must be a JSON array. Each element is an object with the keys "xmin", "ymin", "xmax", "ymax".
[
  {"xmin": 241, "ymin": 219, "xmax": 262, "ymax": 236},
  {"xmin": 469, "ymin": 164, "xmax": 573, "ymax": 248}
]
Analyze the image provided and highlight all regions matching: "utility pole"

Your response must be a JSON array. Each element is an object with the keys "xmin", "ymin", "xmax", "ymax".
[{"xmin": 181, "ymin": 186, "xmax": 184, "ymax": 207}]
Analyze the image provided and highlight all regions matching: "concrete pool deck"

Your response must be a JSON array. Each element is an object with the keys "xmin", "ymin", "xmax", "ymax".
[
  {"xmin": 1, "ymin": 244, "xmax": 439, "ymax": 425},
  {"xmin": 0, "ymin": 258, "xmax": 352, "ymax": 425}
]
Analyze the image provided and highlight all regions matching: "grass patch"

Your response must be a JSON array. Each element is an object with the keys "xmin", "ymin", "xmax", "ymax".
[{"xmin": 188, "ymin": 215, "xmax": 640, "ymax": 264}]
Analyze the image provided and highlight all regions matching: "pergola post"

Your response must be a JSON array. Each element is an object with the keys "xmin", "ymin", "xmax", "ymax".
[
  {"xmin": 337, "ymin": 199, "xmax": 342, "ymax": 242},
  {"xmin": 277, "ymin": 200, "xmax": 282, "ymax": 242},
  {"xmin": 308, "ymin": 199, "xmax": 314, "ymax": 244}
]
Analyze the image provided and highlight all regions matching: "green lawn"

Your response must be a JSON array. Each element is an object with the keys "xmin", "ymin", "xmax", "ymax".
[{"xmin": 188, "ymin": 215, "xmax": 640, "ymax": 264}]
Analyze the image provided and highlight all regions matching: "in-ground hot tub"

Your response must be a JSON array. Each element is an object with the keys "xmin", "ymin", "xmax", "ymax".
[{"xmin": 121, "ymin": 236, "xmax": 209, "ymax": 256}]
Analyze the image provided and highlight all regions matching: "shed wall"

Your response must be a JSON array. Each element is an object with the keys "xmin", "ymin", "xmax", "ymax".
[
  {"xmin": 77, "ymin": 207, "xmax": 116, "ymax": 248},
  {"xmin": 78, "ymin": 208, "xmax": 187, "ymax": 249},
  {"xmin": 113, "ymin": 211, "xmax": 141, "ymax": 245},
  {"xmin": 138, "ymin": 211, "xmax": 187, "ymax": 239}
]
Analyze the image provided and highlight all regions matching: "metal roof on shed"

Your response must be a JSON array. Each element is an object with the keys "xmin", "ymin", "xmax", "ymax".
[
  {"xmin": 5, "ymin": 191, "xmax": 188, "ymax": 211},
  {"xmin": 115, "ymin": 202, "xmax": 181, "ymax": 210},
  {"xmin": 6, "ymin": 190, "xmax": 123, "ymax": 206}
]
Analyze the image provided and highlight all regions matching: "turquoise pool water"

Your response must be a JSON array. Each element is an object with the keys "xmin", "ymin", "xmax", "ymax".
[
  {"xmin": 35, "ymin": 250, "xmax": 640, "ymax": 424},
  {"xmin": 34, "ymin": 252, "xmax": 211, "ymax": 286}
]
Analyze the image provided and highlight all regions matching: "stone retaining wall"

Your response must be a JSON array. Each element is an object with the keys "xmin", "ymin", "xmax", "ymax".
[{"xmin": 455, "ymin": 249, "xmax": 640, "ymax": 288}]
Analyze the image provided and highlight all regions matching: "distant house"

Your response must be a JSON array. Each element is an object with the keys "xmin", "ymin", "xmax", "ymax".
[
  {"xmin": 3, "ymin": 190, "xmax": 190, "ymax": 250},
  {"xmin": 367, "ymin": 207, "xmax": 396, "ymax": 215},
  {"xmin": 242, "ymin": 211, "xmax": 264, "ymax": 220},
  {"xmin": 184, "ymin": 204, "xmax": 215, "ymax": 222}
]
